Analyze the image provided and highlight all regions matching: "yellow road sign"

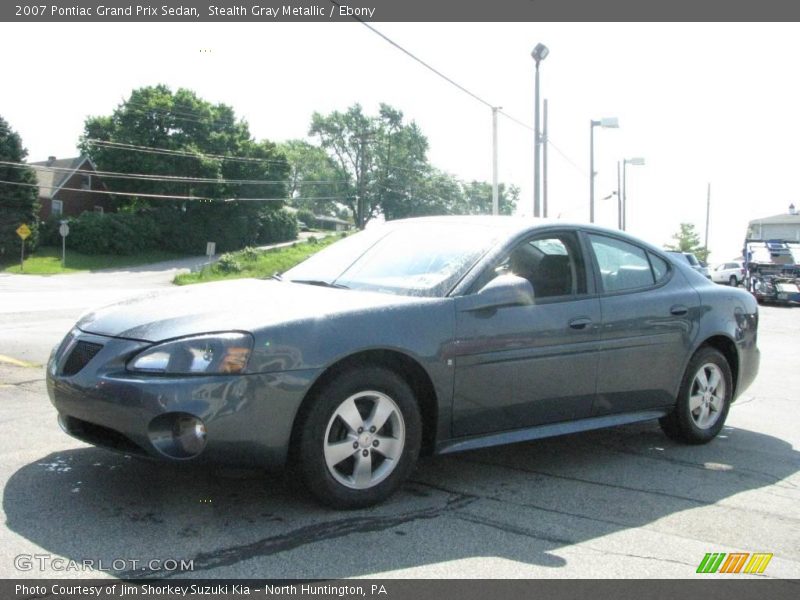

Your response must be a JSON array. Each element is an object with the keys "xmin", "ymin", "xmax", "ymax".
[{"xmin": 16, "ymin": 224, "xmax": 31, "ymax": 240}]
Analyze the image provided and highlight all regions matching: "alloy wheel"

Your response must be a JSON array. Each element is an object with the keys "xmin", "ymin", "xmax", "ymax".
[
  {"xmin": 323, "ymin": 390, "xmax": 405, "ymax": 490},
  {"xmin": 689, "ymin": 363, "xmax": 726, "ymax": 430}
]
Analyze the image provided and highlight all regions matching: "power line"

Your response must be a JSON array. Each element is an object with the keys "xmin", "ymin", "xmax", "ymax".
[
  {"xmin": 343, "ymin": 12, "xmax": 596, "ymax": 192},
  {"xmin": 498, "ymin": 111, "xmax": 534, "ymax": 132},
  {"xmin": 0, "ymin": 179, "xmax": 350, "ymax": 203},
  {"xmin": 82, "ymin": 138, "xmax": 439, "ymax": 180},
  {"xmin": 0, "ymin": 179, "xmax": 212, "ymax": 201},
  {"xmin": 3, "ymin": 160, "xmax": 343, "ymax": 186},
  {"xmin": 547, "ymin": 139, "xmax": 589, "ymax": 177},
  {"xmin": 84, "ymin": 139, "xmax": 291, "ymax": 166}
]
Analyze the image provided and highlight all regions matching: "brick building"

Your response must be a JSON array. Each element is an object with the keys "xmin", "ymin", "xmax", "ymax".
[{"xmin": 31, "ymin": 156, "xmax": 116, "ymax": 220}]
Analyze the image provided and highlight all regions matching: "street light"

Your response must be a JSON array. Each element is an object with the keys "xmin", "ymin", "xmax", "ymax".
[
  {"xmin": 589, "ymin": 117, "xmax": 619, "ymax": 223},
  {"xmin": 622, "ymin": 157, "xmax": 645, "ymax": 231},
  {"xmin": 531, "ymin": 43, "xmax": 549, "ymax": 218}
]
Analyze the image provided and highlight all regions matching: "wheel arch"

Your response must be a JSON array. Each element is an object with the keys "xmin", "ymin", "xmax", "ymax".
[{"xmin": 289, "ymin": 349, "xmax": 440, "ymax": 460}]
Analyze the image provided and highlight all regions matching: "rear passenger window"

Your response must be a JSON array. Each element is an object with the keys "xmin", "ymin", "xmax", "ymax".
[
  {"xmin": 588, "ymin": 234, "xmax": 656, "ymax": 292},
  {"xmin": 649, "ymin": 253, "xmax": 670, "ymax": 282}
]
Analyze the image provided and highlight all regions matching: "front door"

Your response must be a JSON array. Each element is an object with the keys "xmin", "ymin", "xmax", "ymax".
[{"xmin": 451, "ymin": 230, "xmax": 601, "ymax": 437}]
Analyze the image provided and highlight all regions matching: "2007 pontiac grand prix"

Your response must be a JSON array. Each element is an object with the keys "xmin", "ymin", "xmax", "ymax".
[{"xmin": 48, "ymin": 217, "xmax": 760, "ymax": 508}]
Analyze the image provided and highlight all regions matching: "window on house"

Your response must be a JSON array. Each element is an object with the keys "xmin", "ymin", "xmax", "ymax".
[
  {"xmin": 51, "ymin": 199, "xmax": 63, "ymax": 216},
  {"xmin": 80, "ymin": 174, "xmax": 91, "ymax": 190}
]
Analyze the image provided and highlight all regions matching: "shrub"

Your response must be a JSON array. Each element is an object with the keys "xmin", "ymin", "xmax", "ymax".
[
  {"xmin": 296, "ymin": 209, "xmax": 317, "ymax": 228},
  {"xmin": 240, "ymin": 246, "xmax": 259, "ymax": 262},
  {"xmin": 216, "ymin": 253, "xmax": 242, "ymax": 273},
  {"xmin": 257, "ymin": 209, "xmax": 298, "ymax": 245},
  {"xmin": 66, "ymin": 211, "xmax": 160, "ymax": 255}
]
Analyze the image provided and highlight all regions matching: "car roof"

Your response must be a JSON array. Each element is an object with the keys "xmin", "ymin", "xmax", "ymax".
[{"xmin": 381, "ymin": 215, "xmax": 670, "ymax": 255}]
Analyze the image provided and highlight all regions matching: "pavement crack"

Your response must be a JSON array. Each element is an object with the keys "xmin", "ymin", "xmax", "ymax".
[
  {"xmin": 121, "ymin": 492, "xmax": 476, "ymax": 579},
  {"xmin": 0, "ymin": 378, "xmax": 46, "ymax": 388}
]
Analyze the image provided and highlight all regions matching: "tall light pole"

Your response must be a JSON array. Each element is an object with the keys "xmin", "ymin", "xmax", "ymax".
[
  {"xmin": 492, "ymin": 106, "xmax": 500, "ymax": 215},
  {"xmin": 589, "ymin": 117, "xmax": 619, "ymax": 223},
  {"xmin": 543, "ymin": 98, "xmax": 549, "ymax": 217},
  {"xmin": 531, "ymin": 43, "xmax": 549, "ymax": 218},
  {"xmin": 622, "ymin": 156, "xmax": 645, "ymax": 231},
  {"xmin": 704, "ymin": 182, "xmax": 711, "ymax": 255}
]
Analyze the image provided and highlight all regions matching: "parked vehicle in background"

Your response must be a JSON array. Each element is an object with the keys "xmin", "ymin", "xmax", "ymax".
[
  {"xmin": 744, "ymin": 239, "xmax": 800, "ymax": 306},
  {"xmin": 666, "ymin": 251, "xmax": 711, "ymax": 279},
  {"xmin": 711, "ymin": 261, "xmax": 745, "ymax": 286}
]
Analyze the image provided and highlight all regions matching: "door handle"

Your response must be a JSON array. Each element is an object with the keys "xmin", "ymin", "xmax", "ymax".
[
  {"xmin": 568, "ymin": 317, "xmax": 592, "ymax": 330},
  {"xmin": 670, "ymin": 304, "xmax": 689, "ymax": 316}
]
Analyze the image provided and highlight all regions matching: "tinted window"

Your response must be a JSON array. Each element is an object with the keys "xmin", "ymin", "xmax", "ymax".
[
  {"xmin": 285, "ymin": 222, "xmax": 504, "ymax": 297},
  {"xmin": 589, "ymin": 235, "xmax": 656, "ymax": 292},
  {"xmin": 481, "ymin": 232, "xmax": 587, "ymax": 299},
  {"xmin": 649, "ymin": 253, "xmax": 670, "ymax": 282}
]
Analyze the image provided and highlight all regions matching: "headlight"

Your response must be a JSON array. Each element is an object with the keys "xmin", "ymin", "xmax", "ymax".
[{"xmin": 127, "ymin": 332, "xmax": 253, "ymax": 375}]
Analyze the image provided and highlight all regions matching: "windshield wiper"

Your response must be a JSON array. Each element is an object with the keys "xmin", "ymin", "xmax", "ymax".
[{"xmin": 289, "ymin": 279, "xmax": 349, "ymax": 289}]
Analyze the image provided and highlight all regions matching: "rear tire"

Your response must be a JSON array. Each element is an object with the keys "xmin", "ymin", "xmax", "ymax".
[
  {"xmin": 296, "ymin": 366, "xmax": 421, "ymax": 509},
  {"xmin": 729, "ymin": 275, "xmax": 738, "ymax": 287},
  {"xmin": 659, "ymin": 346, "xmax": 733, "ymax": 444}
]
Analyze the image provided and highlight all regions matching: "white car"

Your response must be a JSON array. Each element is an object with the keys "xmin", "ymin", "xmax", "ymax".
[{"xmin": 711, "ymin": 261, "xmax": 745, "ymax": 286}]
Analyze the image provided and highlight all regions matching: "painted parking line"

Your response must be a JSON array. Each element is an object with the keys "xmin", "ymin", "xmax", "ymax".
[{"xmin": 0, "ymin": 354, "xmax": 41, "ymax": 368}]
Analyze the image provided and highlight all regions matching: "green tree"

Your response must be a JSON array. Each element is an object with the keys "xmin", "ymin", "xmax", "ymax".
[
  {"xmin": 0, "ymin": 116, "xmax": 40, "ymax": 258},
  {"xmin": 78, "ymin": 85, "xmax": 290, "ymax": 252},
  {"xmin": 309, "ymin": 103, "xmax": 428, "ymax": 228},
  {"xmin": 453, "ymin": 181, "xmax": 519, "ymax": 216},
  {"xmin": 665, "ymin": 222, "xmax": 709, "ymax": 262},
  {"xmin": 279, "ymin": 139, "xmax": 351, "ymax": 217}
]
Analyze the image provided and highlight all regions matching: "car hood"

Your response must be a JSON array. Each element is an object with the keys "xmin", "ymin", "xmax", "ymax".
[{"xmin": 77, "ymin": 278, "xmax": 417, "ymax": 342}]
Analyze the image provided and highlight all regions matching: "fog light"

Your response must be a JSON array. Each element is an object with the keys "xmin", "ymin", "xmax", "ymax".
[{"xmin": 148, "ymin": 413, "xmax": 207, "ymax": 459}]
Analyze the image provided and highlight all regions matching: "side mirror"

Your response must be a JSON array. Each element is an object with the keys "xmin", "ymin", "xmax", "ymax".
[{"xmin": 460, "ymin": 275, "xmax": 535, "ymax": 312}]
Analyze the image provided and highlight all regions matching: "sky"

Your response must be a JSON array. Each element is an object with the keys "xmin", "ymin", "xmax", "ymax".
[{"xmin": 2, "ymin": 21, "xmax": 799, "ymax": 261}]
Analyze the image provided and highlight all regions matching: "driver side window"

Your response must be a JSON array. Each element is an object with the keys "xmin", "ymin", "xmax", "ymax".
[{"xmin": 479, "ymin": 232, "xmax": 587, "ymax": 300}]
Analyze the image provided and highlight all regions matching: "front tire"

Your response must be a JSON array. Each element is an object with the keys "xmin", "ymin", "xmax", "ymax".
[
  {"xmin": 729, "ymin": 275, "xmax": 738, "ymax": 287},
  {"xmin": 296, "ymin": 366, "xmax": 421, "ymax": 509},
  {"xmin": 659, "ymin": 347, "xmax": 733, "ymax": 444}
]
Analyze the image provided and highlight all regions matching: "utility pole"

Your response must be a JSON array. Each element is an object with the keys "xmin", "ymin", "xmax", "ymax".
[
  {"xmin": 542, "ymin": 99, "xmax": 549, "ymax": 218},
  {"xmin": 492, "ymin": 107, "xmax": 499, "ymax": 215},
  {"xmin": 704, "ymin": 182, "xmax": 711, "ymax": 255},
  {"xmin": 617, "ymin": 161, "xmax": 622, "ymax": 230},
  {"xmin": 589, "ymin": 121, "xmax": 595, "ymax": 223}
]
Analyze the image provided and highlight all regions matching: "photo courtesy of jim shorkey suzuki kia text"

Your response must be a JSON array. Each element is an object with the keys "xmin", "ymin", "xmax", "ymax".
[
  {"xmin": 16, "ymin": 583, "xmax": 389, "ymax": 596},
  {"xmin": 22, "ymin": 4, "xmax": 379, "ymax": 18}
]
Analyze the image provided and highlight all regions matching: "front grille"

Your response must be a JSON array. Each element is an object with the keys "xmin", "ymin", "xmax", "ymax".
[{"xmin": 61, "ymin": 341, "xmax": 103, "ymax": 376}]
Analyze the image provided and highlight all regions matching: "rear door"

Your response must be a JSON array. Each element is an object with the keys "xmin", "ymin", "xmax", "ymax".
[
  {"xmin": 451, "ymin": 229, "xmax": 601, "ymax": 436},
  {"xmin": 585, "ymin": 233, "xmax": 700, "ymax": 415}
]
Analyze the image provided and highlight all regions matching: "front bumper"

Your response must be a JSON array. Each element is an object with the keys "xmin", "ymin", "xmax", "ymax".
[{"xmin": 47, "ymin": 330, "xmax": 320, "ymax": 468}]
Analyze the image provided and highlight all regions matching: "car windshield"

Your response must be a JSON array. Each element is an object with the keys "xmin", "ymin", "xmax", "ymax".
[{"xmin": 283, "ymin": 222, "xmax": 504, "ymax": 297}]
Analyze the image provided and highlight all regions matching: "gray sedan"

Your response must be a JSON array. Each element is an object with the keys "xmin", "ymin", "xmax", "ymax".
[{"xmin": 47, "ymin": 217, "xmax": 760, "ymax": 509}]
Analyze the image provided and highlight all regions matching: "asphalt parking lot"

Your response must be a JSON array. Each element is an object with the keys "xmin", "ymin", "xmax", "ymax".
[{"xmin": 0, "ymin": 268, "xmax": 798, "ymax": 580}]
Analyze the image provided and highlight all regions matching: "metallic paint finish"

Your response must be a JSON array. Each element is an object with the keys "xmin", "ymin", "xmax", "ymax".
[{"xmin": 46, "ymin": 217, "xmax": 761, "ymax": 470}]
